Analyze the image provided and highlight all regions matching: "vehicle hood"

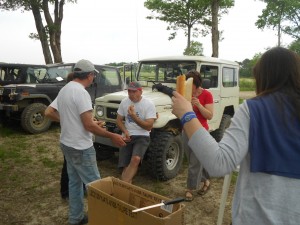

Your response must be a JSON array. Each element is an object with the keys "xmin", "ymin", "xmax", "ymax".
[
  {"xmin": 95, "ymin": 86, "xmax": 173, "ymax": 106},
  {"xmin": 2, "ymin": 83, "xmax": 65, "ymax": 89}
]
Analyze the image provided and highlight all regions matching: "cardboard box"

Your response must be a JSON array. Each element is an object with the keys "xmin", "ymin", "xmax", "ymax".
[{"xmin": 87, "ymin": 177, "xmax": 185, "ymax": 225}]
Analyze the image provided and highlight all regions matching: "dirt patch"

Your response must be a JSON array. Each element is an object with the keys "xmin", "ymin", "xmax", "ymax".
[
  {"xmin": 0, "ymin": 123, "xmax": 236, "ymax": 225},
  {"xmin": 239, "ymin": 91, "xmax": 255, "ymax": 99},
  {"xmin": 1, "ymin": 88, "xmax": 256, "ymax": 225}
]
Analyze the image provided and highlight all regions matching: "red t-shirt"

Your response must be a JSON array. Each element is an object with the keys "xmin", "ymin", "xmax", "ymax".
[{"xmin": 193, "ymin": 89, "xmax": 213, "ymax": 130}]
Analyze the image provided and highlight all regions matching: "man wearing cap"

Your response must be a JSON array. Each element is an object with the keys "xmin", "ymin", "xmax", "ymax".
[
  {"xmin": 45, "ymin": 59, "xmax": 126, "ymax": 225},
  {"xmin": 116, "ymin": 81, "xmax": 156, "ymax": 183}
]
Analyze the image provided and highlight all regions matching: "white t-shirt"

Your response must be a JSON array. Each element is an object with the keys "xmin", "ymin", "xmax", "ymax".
[
  {"xmin": 117, "ymin": 97, "xmax": 156, "ymax": 136},
  {"xmin": 50, "ymin": 81, "xmax": 93, "ymax": 149}
]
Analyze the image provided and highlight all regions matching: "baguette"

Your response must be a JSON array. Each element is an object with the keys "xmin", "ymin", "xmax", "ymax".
[
  {"xmin": 176, "ymin": 74, "xmax": 186, "ymax": 96},
  {"xmin": 176, "ymin": 75, "xmax": 193, "ymax": 101}
]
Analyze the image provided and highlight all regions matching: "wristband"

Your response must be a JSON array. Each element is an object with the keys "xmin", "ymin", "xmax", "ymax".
[{"xmin": 180, "ymin": 111, "xmax": 197, "ymax": 126}]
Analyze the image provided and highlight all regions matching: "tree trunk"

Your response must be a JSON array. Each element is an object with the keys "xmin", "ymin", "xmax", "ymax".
[
  {"xmin": 187, "ymin": 25, "xmax": 191, "ymax": 49},
  {"xmin": 211, "ymin": 0, "xmax": 219, "ymax": 58},
  {"xmin": 42, "ymin": 0, "xmax": 63, "ymax": 63},
  {"xmin": 31, "ymin": 2, "xmax": 53, "ymax": 64}
]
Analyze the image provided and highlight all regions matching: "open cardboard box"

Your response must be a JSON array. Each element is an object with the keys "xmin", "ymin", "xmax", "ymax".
[{"xmin": 87, "ymin": 177, "xmax": 185, "ymax": 225}]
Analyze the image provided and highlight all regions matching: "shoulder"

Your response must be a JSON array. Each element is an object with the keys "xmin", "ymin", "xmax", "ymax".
[
  {"xmin": 142, "ymin": 97, "xmax": 155, "ymax": 106},
  {"xmin": 203, "ymin": 89, "xmax": 212, "ymax": 96}
]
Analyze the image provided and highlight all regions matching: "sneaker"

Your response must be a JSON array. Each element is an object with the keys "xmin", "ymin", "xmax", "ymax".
[{"xmin": 70, "ymin": 215, "xmax": 88, "ymax": 225}]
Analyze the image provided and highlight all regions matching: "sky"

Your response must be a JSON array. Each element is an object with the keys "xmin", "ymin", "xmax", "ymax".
[{"xmin": 0, "ymin": 0, "xmax": 295, "ymax": 65}]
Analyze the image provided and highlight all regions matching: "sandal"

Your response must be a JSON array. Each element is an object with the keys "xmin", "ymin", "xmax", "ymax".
[
  {"xmin": 185, "ymin": 190, "xmax": 194, "ymax": 202},
  {"xmin": 197, "ymin": 180, "xmax": 211, "ymax": 196}
]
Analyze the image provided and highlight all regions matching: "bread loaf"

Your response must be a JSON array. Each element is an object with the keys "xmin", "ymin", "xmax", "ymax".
[{"xmin": 176, "ymin": 74, "xmax": 193, "ymax": 101}]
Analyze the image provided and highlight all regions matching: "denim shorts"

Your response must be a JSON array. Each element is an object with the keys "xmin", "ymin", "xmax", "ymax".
[{"xmin": 118, "ymin": 135, "xmax": 150, "ymax": 168}]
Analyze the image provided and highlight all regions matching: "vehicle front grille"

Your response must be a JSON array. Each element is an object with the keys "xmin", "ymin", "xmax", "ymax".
[
  {"xmin": 106, "ymin": 107, "xmax": 118, "ymax": 119},
  {"xmin": 105, "ymin": 122, "xmax": 120, "ymax": 134},
  {"xmin": 0, "ymin": 89, "xmax": 15, "ymax": 103}
]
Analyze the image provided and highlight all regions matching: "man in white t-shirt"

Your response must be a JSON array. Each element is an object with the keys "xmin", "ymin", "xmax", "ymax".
[
  {"xmin": 45, "ymin": 59, "xmax": 126, "ymax": 225},
  {"xmin": 116, "ymin": 81, "xmax": 156, "ymax": 183}
]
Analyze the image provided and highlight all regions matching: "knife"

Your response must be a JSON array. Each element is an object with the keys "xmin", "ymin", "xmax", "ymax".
[{"xmin": 132, "ymin": 197, "xmax": 185, "ymax": 213}]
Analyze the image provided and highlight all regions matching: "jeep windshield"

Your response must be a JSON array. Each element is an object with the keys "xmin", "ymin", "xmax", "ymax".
[
  {"xmin": 137, "ymin": 61, "xmax": 196, "ymax": 83},
  {"xmin": 43, "ymin": 65, "xmax": 73, "ymax": 82}
]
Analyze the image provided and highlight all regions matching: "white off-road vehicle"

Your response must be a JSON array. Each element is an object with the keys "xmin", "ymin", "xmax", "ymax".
[{"xmin": 93, "ymin": 56, "xmax": 239, "ymax": 181}]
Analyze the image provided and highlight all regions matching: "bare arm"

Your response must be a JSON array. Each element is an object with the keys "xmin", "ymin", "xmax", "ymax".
[
  {"xmin": 80, "ymin": 110, "xmax": 126, "ymax": 147},
  {"xmin": 172, "ymin": 91, "xmax": 202, "ymax": 138},
  {"xmin": 44, "ymin": 106, "xmax": 60, "ymax": 122},
  {"xmin": 191, "ymin": 97, "xmax": 214, "ymax": 120},
  {"xmin": 116, "ymin": 114, "xmax": 130, "ymax": 141}
]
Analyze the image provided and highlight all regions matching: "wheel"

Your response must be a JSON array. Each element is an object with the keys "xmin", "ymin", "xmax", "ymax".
[
  {"xmin": 145, "ymin": 131, "xmax": 184, "ymax": 181},
  {"xmin": 210, "ymin": 114, "xmax": 232, "ymax": 142},
  {"xmin": 94, "ymin": 143, "xmax": 116, "ymax": 161},
  {"xmin": 21, "ymin": 103, "xmax": 51, "ymax": 134}
]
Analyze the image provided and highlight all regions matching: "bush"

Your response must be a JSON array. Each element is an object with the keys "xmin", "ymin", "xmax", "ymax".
[{"xmin": 240, "ymin": 78, "xmax": 255, "ymax": 91}]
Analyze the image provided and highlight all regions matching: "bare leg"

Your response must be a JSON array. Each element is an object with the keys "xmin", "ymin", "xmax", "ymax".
[{"xmin": 121, "ymin": 156, "xmax": 141, "ymax": 183}]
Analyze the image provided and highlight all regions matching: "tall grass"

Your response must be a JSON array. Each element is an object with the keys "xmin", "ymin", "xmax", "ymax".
[{"xmin": 240, "ymin": 78, "xmax": 255, "ymax": 91}]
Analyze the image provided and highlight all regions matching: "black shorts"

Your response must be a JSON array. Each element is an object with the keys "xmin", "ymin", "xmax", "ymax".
[{"xmin": 118, "ymin": 135, "xmax": 150, "ymax": 168}]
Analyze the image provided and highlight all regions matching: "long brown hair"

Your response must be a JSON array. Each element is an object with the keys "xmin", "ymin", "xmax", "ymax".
[{"xmin": 253, "ymin": 47, "xmax": 300, "ymax": 120}]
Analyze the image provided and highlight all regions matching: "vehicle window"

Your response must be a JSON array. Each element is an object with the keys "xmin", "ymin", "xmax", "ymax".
[
  {"xmin": 138, "ymin": 61, "xmax": 196, "ymax": 82},
  {"xmin": 46, "ymin": 65, "xmax": 73, "ymax": 80},
  {"xmin": 99, "ymin": 68, "xmax": 120, "ymax": 86},
  {"xmin": 200, "ymin": 65, "xmax": 218, "ymax": 88},
  {"xmin": 0, "ymin": 68, "xmax": 6, "ymax": 81},
  {"xmin": 26, "ymin": 67, "xmax": 47, "ymax": 83},
  {"xmin": 222, "ymin": 67, "xmax": 237, "ymax": 87}
]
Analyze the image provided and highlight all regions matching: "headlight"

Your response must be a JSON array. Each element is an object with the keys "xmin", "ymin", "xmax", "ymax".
[{"xmin": 96, "ymin": 105, "xmax": 104, "ymax": 117}]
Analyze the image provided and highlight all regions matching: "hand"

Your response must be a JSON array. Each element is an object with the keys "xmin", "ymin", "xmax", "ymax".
[
  {"xmin": 95, "ymin": 120, "xmax": 106, "ymax": 128},
  {"xmin": 122, "ymin": 130, "xmax": 131, "ymax": 142},
  {"xmin": 191, "ymin": 97, "xmax": 201, "ymax": 107},
  {"xmin": 110, "ymin": 133, "xmax": 126, "ymax": 147},
  {"xmin": 172, "ymin": 91, "xmax": 193, "ymax": 118},
  {"xmin": 128, "ymin": 105, "xmax": 135, "ymax": 116}
]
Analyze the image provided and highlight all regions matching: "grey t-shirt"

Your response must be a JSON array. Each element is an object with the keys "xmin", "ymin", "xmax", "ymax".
[{"xmin": 188, "ymin": 101, "xmax": 300, "ymax": 225}]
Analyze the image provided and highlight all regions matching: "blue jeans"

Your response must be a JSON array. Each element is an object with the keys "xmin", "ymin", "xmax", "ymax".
[{"xmin": 61, "ymin": 143, "xmax": 101, "ymax": 224}]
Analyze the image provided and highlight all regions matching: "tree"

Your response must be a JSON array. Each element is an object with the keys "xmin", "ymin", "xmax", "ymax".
[
  {"xmin": 256, "ymin": 0, "xmax": 300, "ymax": 46},
  {"xmin": 183, "ymin": 40, "xmax": 203, "ymax": 55},
  {"xmin": 288, "ymin": 39, "xmax": 300, "ymax": 55},
  {"xmin": 144, "ymin": 0, "xmax": 234, "ymax": 57},
  {"xmin": 0, "ymin": 0, "xmax": 76, "ymax": 64},
  {"xmin": 239, "ymin": 53, "xmax": 262, "ymax": 78}
]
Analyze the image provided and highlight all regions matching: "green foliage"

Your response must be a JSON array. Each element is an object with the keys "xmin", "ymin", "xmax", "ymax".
[
  {"xmin": 239, "ymin": 78, "xmax": 256, "ymax": 91},
  {"xmin": 256, "ymin": 0, "xmax": 300, "ymax": 40},
  {"xmin": 288, "ymin": 39, "xmax": 300, "ymax": 54},
  {"xmin": 183, "ymin": 40, "xmax": 204, "ymax": 55},
  {"xmin": 238, "ymin": 53, "xmax": 262, "ymax": 78},
  {"xmin": 144, "ymin": 0, "xmax": 234, "ymax": 49},
  {"xmin": 144, "ymin": 0, "xmax": 211, "ymax": 40}
]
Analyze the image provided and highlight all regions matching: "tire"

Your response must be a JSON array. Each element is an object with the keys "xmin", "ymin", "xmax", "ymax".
[
  {"xmin": 21, "ymin": 103, "xmax": 51, "ymax": 134},
  {"xmin": 210, "ymin": 114, "xmax": 232, "ymax": 142},
  {"xmin": 145, "ymin": 131, "xmax": 184, "ymax": 181},
  {"xmin": 94, "ymin": 143, "xmax": 116, "ymax": 161}
]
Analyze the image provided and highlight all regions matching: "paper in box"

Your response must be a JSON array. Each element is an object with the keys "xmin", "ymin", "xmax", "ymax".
[{"xmin": 87, "ymin": 176, "xmax": 185, "ymax": 225}]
